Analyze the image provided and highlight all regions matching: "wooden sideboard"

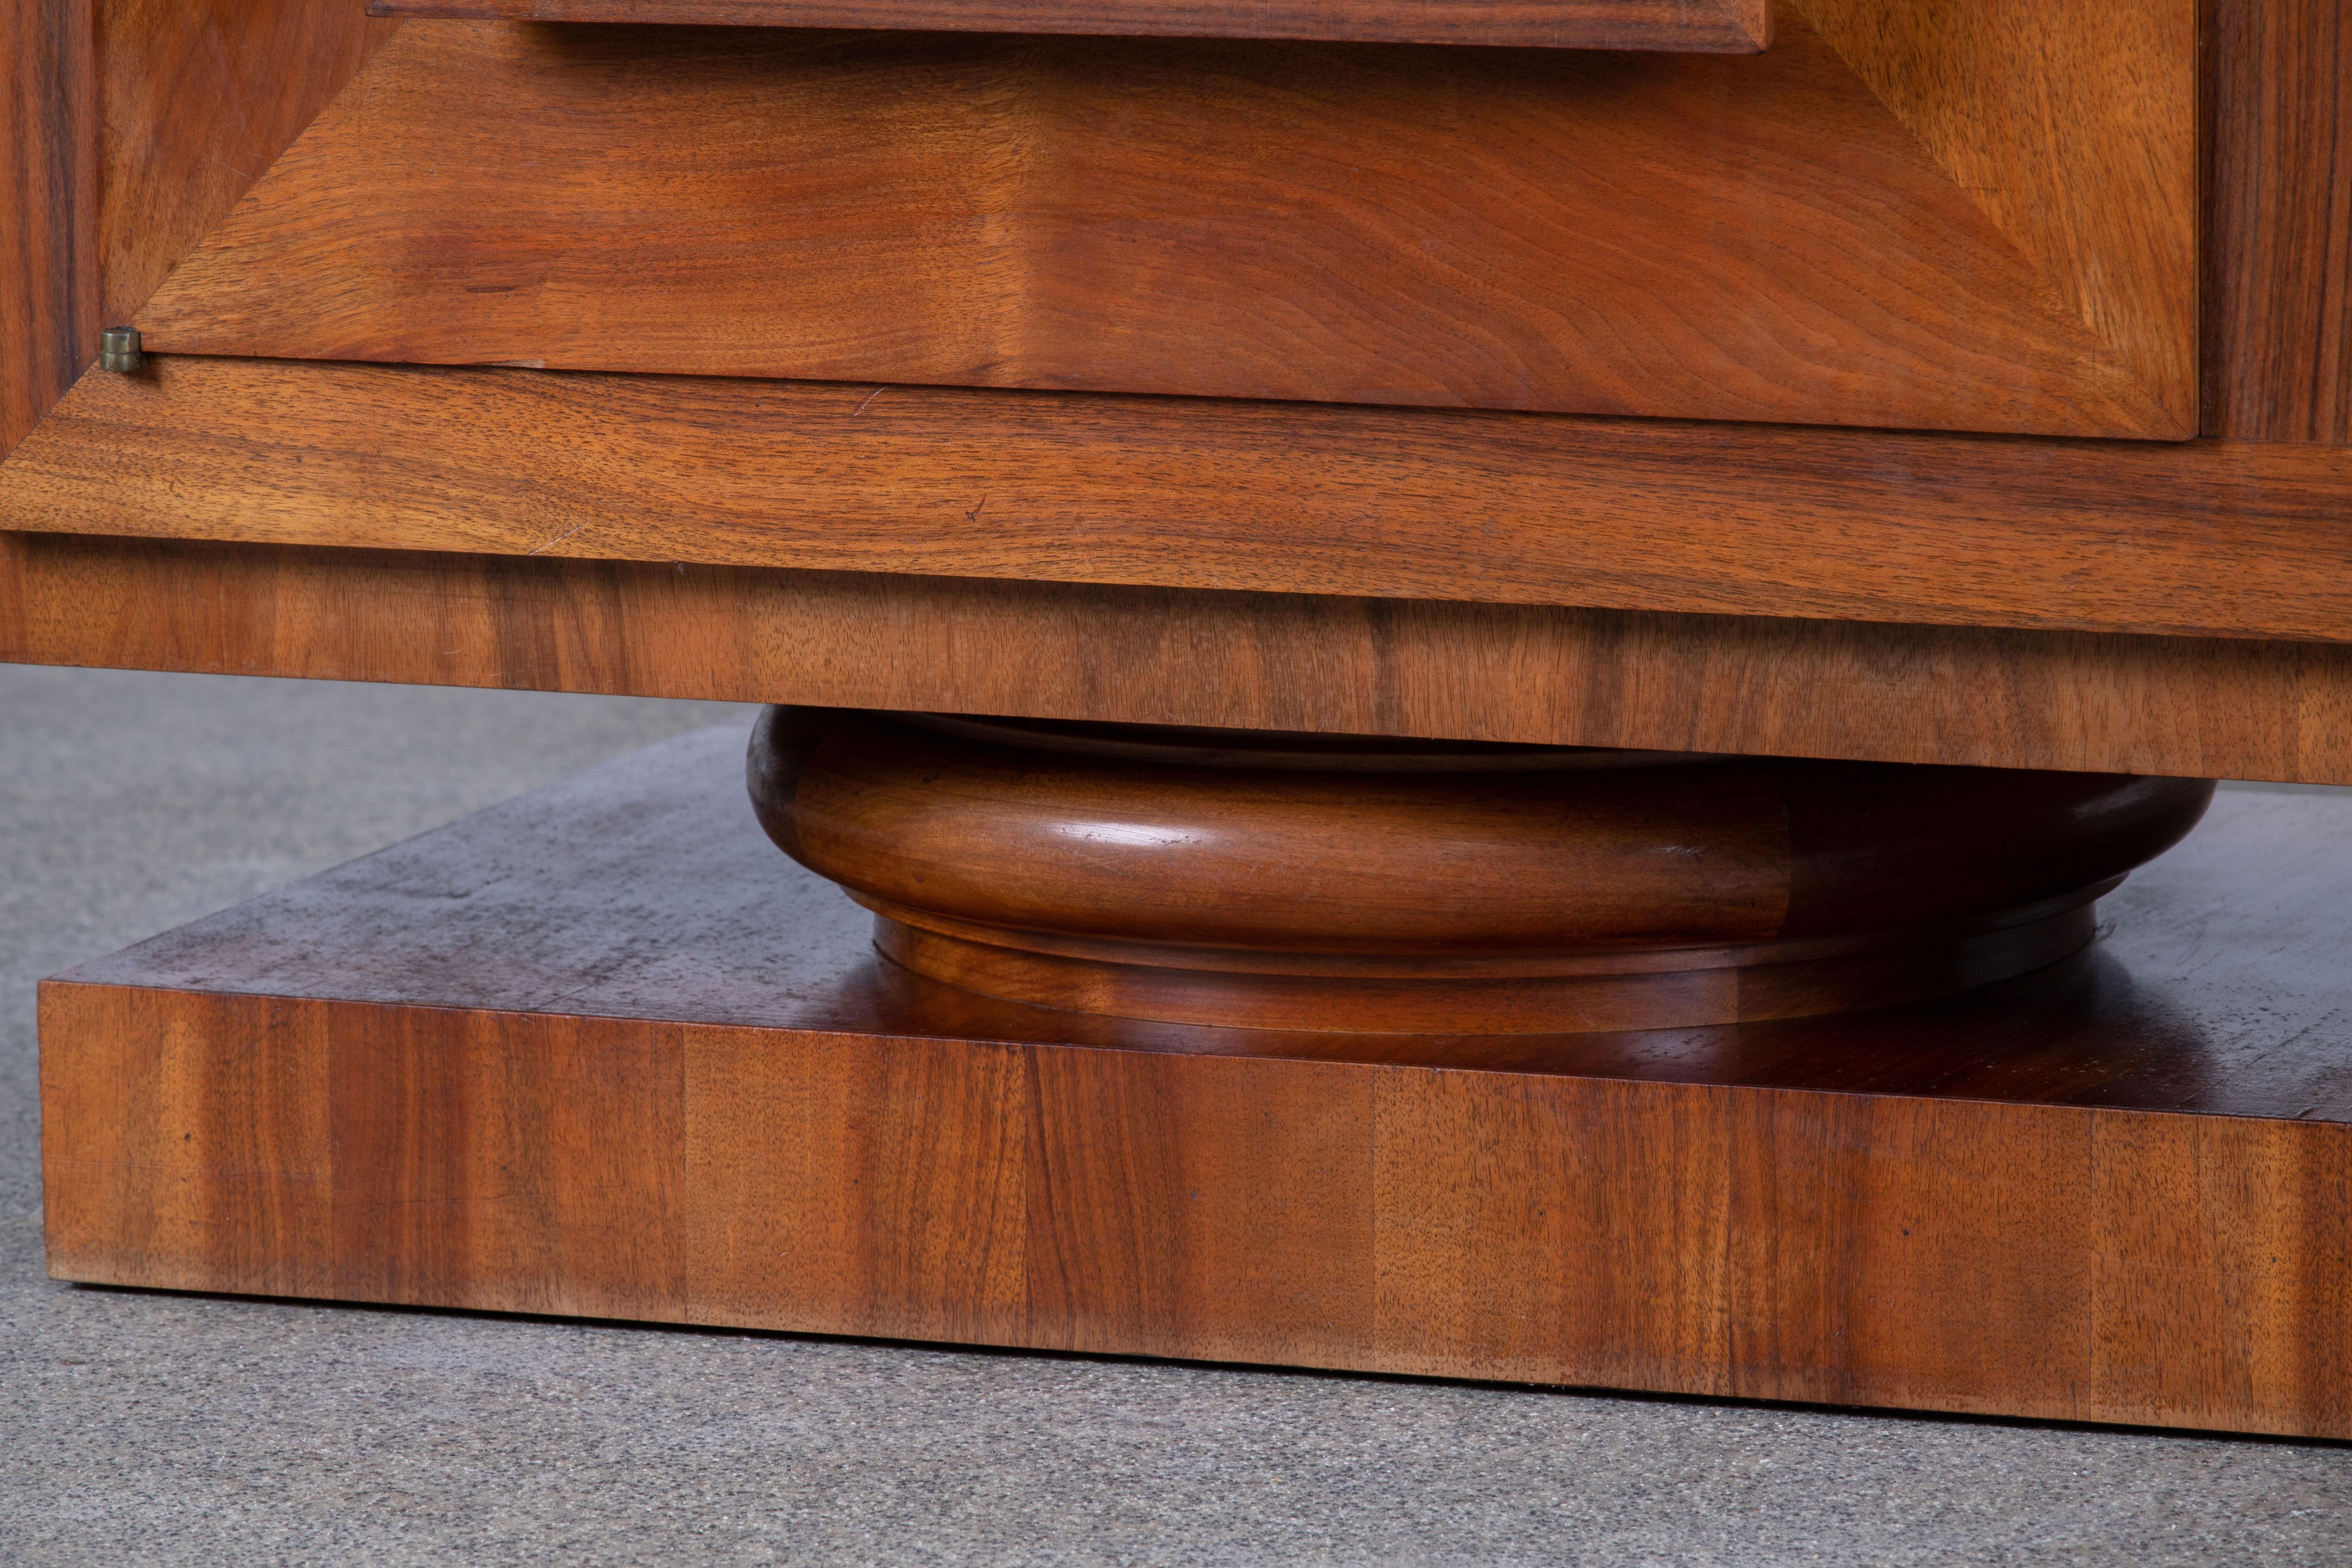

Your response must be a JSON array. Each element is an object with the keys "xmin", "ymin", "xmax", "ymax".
[{"xmin": 6, "ymin": 0, "xmax": 2349, "ymax": 1437}]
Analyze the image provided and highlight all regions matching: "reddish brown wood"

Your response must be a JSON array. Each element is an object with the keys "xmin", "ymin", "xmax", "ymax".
[
  {"xmin": 329, "ymin": 1009, "xmax": 687, "ymax": 1317},
  {"xmin": 369, "ymin": 0, "xmax": 1772, "ymax": 52},
  {"xmin": 6, "ymin": 532, "xmax": 2352, "ymax": 784},
  {"xmin": 40, "ymin": 986, "xmax": 331, "ymax": 1298},
  {"xmin": 39, "ymin": 726, "xmax": 2352, "ymax": 1436},
  {"xmin": 95, "ymin": 0, "xmax": 399, "ymax": 330},
  {"xmin": 2205, "ymin": 0, "xmax": 2352, "ymax": 441},
  {"xmin": 3, "ymin": 359, "xmax": 2343, "ymax": 639},
  {"xmin": 750, "ymin": 707, "xmax": 2213, "ymax": 1031},
  {"xmin": 0, "ymin": 363, "xmax": 2337, "ymax": 640},
  {"xmin": 132, "ymin": 12, "xmax": 2194, "ymax": 437},
  {"xmin": 7, "ymin": 0, "xmax": 397, "ymax": 461},
  {"xmin": 1, "ymin": 0, "xmax": 95, "ymax": 461}
]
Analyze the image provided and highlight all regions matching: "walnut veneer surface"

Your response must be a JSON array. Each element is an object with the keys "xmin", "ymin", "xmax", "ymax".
[
  {"xmin": 136, "ymin": 9, "xmax": 2194, "ymax": 437},
  {"xmin": 8, "ymin": 359, "xmax": 2348, "ymax": 640},
  {"xmin": 41, "ymin": 726, "xmax": 2352, "ymax": 1436},
  {"xmin": 7, "ymin": 535, "xmax": 2351, "ymax": 782}
]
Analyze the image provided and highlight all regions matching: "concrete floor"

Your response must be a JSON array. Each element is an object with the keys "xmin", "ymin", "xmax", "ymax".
[{"xmin": 2, "ymin": 662, "xmax": 2347, "ymax": 1566}]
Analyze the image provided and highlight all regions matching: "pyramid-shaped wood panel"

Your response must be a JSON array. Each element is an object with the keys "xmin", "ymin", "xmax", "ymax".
[{"xmin": 130, "ymin": 0, "xmax": 2194, "ymax": 438}]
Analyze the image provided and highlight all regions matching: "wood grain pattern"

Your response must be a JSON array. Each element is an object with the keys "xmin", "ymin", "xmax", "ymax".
[
  {"xmin": 132, "ymin": 12, "xmax": 2193, "ymax": 437},
  {"xmin": 7, "ymin": 531, "xmax": 2352, "ymax": 784},
  {"xmin": 329, "ymin": 1008, "xmax": 686, "ymax": 1317},
  {"xmin": 40, "ymin": 985, "xmax": 331, "ymax": 1298},
  {"xmin": 5, "ymin": 358, "xmax": 2345, "ymax": 641},
  {"xmin": 95, "ymin": 0, "xmax": 399, "ymax": 330},
  {"xmin": 40, "ymin": 731, "xmax": 2352, "ymax": 1436},
  {"xmin": 2206, "ymin": 0, "xmax": 2352, "ymax": 442},
  {"xmin": 752, "ymin": 706, "xmax": 2211, "ymax": 1032},
  {"xmin": 369, "ymin": 0, "xmax": 1772, "ymax": 52},
  {"xmin": 1798, "ymin": 0, "xmax": 2196, "ymax": 437},
  {"xmin": 1, "ymin": 0, "xmax": 95, "ymax": 461}
]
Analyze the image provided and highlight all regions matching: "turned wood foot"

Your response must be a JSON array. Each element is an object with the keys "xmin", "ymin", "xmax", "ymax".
[{"xmin": 748, "ymin": 708, "xmax": 2214, "ymax": 1033}]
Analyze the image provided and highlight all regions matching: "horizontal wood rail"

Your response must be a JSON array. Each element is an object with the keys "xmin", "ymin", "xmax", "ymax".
[
  {"xmin": 366, "ymin": 0, "xmax": 1774, "ymax": 52},
  {"xmin": 5, "ymin": 533, "xmax": 2349, "ymax": 784},
  {"xmin": 3, "ymin": 357, "xmax": 2346, "ymax": 642}
]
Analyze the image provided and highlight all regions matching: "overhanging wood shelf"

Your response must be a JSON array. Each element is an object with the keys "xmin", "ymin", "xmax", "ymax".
[
  {"xmin": 368, "ymin": 0, "xmax": 1777, "ymax": 52},
  {"xmin": 9, "ymin": 358, "xmax": 2343, "ymax": 642}
]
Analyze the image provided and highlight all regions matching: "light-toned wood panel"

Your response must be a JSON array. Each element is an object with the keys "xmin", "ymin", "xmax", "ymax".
[
  {"xmin": 133, "ymin": 14, "xmax": 2190, "ymax": 437},
  {"xmin": 1374, "ymin": 1079, "xmax": 2106, "ymax": 1413},
  {"xmin": 96, "ymin": 0, "xmax": 399, "ymax": 329},
  {"xmin": 1022, "ymin": 1049, "xmax": 1378, "ymax": 1362},
  {"xmin": 371, "ymin": 0, "xmax": 1773, "ymax": 52},
  {"xmin": 2206, "ymin": 0, "xmax": 2352, "ymax": 442},
  {"xmin": 3, "ymin": 359, "xmax": 2343, "ymax": 639},
  {"xmin": 1, "ymin": 0, "xmax": 95, "ymax": 460},
  {"xmin": 6, "ymin": 533, "xmax": 2352, "ymax": 783}
]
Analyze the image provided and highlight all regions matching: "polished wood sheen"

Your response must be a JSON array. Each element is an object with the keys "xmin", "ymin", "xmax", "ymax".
[
  {"xmin": 749, "ymin": 707, "xmax": 2214, "ymax": 1031},
  {"xmin": 1, "ymin": 0, "xmax": 94, "ymax": 460},
  {"xmin": 40, "ymin": 727, "xmax": 2352, "ymax": 1437},
  {"xmin": 8, "ymin": 533, "xmax": 2352, "ymax": 784},
  {"xmin": 131, "ymin": 10, "xmax": 2194, "ymax": 437},
  {"xmin": 2206, "ymin": 0, "xmax": 2352, "ymax": 442},
  {"xmin": 9, "ymin": 361, "xmax": 2350, "ymax": 640},
  {"xmin": 371, "ymin": 0, "xmax": 1774, "ymax": 51}
]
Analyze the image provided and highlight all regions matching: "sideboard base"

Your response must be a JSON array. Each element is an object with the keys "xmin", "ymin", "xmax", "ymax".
[{"xmin": 39, "ymin": 725, "xmax": 2352, "ymax": 1439}]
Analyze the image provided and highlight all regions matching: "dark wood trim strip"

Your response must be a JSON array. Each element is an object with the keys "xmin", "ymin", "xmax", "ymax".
[
  {"xmin": 366, "ymin": 0, "xmax": 1773, "ymax": 53},
  {"xmin": 2204, "ymin": 0, "xmax": 2352, "ymax": 442},
  {"xmin": 1, "ymin": 0, "xmax": 96, "ymax": 460}
]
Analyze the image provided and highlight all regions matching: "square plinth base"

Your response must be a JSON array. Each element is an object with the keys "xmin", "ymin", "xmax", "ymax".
[{"xmin": 38, "ymin": 726, "xmax": 2352, "ymax": 1438}]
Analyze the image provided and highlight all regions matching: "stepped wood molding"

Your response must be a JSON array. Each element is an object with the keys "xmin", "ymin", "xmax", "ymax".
[
  {"xmin": 6, "ymin": 357, "xmax": 2347, "ymax": 643},
  {"xmin": 12, "ymin": 0, "xmax": 2352, "ymax": 1446}
]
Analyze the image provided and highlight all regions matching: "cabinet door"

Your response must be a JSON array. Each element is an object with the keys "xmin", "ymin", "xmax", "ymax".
[{"xmin": 135, "ymin": 3, "xmax": 2195, "ymax": 437}]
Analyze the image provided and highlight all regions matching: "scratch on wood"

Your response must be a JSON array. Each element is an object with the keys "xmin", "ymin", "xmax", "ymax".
[{"xmin": 528, "ymin": 522, "xmax": 590, "ymax": 556}]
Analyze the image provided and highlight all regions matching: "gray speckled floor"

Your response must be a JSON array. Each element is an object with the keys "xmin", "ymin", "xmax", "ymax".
[{"xmin": 2, "ymin": 662, "xmax": 2346, "ymax": 1566}]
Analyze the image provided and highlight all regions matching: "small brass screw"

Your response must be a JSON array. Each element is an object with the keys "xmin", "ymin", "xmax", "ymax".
[{"xmin": 99, "ymin": 326, "xmax": 145, "ymax": 374}]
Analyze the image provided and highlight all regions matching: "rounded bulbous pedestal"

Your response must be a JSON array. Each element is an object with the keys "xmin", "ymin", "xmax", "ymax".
[{"xmin": 748, "ymin": 707, "xmax": 2215, "ymax": 1034}]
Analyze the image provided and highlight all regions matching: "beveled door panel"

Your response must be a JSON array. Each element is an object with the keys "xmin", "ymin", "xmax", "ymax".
[{"xmin": 132, "ymin": 3, "xmax": 2196, "ymax": 438}]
